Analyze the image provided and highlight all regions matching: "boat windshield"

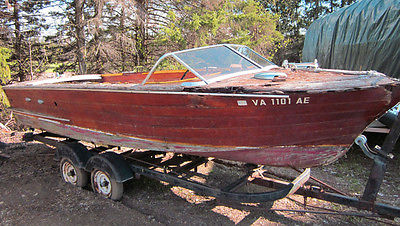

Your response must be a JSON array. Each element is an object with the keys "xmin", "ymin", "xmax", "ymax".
[
  {"xmin": 228, "ymin": 45, "xmax": 275, "ymax": 67},
  {"xmin": 142, "ymin": 44, "xmax": 276, "ymax": 85}
]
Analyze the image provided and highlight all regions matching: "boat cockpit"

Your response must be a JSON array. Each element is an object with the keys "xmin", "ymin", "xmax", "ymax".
[
  {"xmin": 24, "ymin": 44, "xmax": 278, "ymax": 87},
  {"xmin": 101, "ymin": 44, "xmax": 279, "ymax": 87}
]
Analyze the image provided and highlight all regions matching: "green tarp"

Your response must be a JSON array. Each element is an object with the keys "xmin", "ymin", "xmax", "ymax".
[{"xmin": 302, "ymin": 0, "xmax": 400, "ymax": 78}]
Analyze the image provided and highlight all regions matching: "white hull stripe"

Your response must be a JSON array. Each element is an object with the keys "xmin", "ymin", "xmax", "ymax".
[
  {"xmin": 38, "ymin": 117, "xmax": 61, "ymax": 124},
  {"xmin": 12, "ymin": 109, "xmax": 70, "ymax": 122}
]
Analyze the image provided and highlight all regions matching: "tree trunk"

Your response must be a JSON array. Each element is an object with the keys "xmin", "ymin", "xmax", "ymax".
[
  {"xmin": 28, "ymin": 41, "xmax": 33, "ymax": 80},
  {"xmin": 120, "ymin": 7, "xmax": 126, "ymax": 72},
  {"xmin": 74, "ymin": 0, "xmax": 87, "ymax": 75},
  {"xmin": 13, "ymin": 1, "xmax": 24, "ymax": 81},
  {"xmin": 93, "ymin": 0, "xmax": 104, "ymax": 73},
  {"xmin": 135, "ymin": 0, "xmax": 147, "ymax": 68}
]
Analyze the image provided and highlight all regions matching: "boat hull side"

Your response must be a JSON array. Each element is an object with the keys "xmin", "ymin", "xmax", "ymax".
[
  {"xmin": 5, "ymin": 85, "xmax": 399, "ymax": 167},
  {"xmin": 15, "ymin": 113, "xmax": 347, "ymax": 168},
  {"xmin": 4, "ymin": 87, "xmax": 393, "ymax": 148}
]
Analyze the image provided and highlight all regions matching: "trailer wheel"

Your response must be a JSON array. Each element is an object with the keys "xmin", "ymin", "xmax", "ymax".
[
  {"xmin": 60, "ymin": 158, "xmax": 88, "ymax": 187},
  {"xmin": 91, "ymin": 169, "xmax": 123, "ymax": 201}
]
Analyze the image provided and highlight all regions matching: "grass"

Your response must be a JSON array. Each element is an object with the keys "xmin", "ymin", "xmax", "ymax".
[{"xmin": 332, "ymin": 148, "xmax": 371, "ymax": 193}]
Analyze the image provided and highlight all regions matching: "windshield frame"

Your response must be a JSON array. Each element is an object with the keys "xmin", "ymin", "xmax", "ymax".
[
  {"xmin": 227, "ymin": 44, "xmax": 275, "ymax": 67},
  {"xmin": 141, "ymin": 44, "xmax": 275, "ymax": 85}
]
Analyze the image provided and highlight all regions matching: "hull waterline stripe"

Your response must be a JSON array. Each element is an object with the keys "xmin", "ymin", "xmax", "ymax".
[
  {"xmin": 38, "ymin": 117, "xmax": 62, "ymax": 124},
  {"xmin": 5, "ymin": 87, "xmax": 290, "ymax": 98},
  {"xmin": 12, "ymin": 109, "xmax": 70, "ymax": 122}
]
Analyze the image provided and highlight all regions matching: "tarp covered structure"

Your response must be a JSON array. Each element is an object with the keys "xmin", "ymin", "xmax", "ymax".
[{"xmin": 302, "ymin": 0, "xmax": 400, "ymax": 78}]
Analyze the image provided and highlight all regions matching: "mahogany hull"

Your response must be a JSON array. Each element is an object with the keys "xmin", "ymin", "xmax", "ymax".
[{"xmin": 4, "ymin": 86, "xmax": 399, "ymax": 167}]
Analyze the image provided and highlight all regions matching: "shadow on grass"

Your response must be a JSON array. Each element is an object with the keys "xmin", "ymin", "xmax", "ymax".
[{"xmin": 120, "ymin": 161, "xmax": 306, "ymax": 225}]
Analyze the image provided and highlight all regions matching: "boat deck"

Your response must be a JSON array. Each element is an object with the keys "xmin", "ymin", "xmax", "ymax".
[
  {"xmin": 6, "ymin": 68, "xmax": 397, "ymax": 94},
  {"xmin": 205, "ymin": 68, "xmax": 396, "ymax": 92}
]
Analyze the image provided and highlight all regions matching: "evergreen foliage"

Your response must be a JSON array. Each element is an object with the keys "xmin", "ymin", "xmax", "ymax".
[
  {"xmin": 259, "ymin": 0, "xmax": 356, "ymax": 63},
  {"xmin": 0, "ymin": 0, "xmax": 51, "ymax": 81},
  {"xmin": 155, "ymin": 0, "xmax": 283, "ymax": 60},
  {"xmin": 0, "ymin": 0, "xmax": 358, "ymax": 79},
  {"xmin": 0, "ymin": 47, "xmax": 11, "ymax": 106},
  {"xmin": 0, "ymin": 47, "xmax": 11, "ymax": 85}
]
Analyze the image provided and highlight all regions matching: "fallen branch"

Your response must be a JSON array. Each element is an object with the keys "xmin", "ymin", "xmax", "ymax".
[
  {"xmin": 0, "ymin": 122, "xmax": 10, "ymax": 131},
  {"xmin": 4, "ymin": 111, "xmax": 13, "ymax": 127}
]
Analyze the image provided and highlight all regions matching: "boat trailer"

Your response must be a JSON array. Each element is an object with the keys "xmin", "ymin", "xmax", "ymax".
[{"xmin": 24, "ymin": 114, "xmax": 400, "ymax": 220}]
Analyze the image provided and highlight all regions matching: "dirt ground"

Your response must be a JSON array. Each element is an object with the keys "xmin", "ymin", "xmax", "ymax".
[{"xmin": 0, "ymin": 131, "xmax": 399, "ymax": 225}]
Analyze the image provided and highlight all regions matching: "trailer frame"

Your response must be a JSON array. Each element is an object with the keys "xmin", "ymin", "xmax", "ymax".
[{"xmin": 24, "ymin": 125, "xmax": 400, "ymax": 219}]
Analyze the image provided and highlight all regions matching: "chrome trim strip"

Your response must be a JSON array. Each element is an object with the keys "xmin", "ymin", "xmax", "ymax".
[
  {"xmin": 171, "ymin": 54, "xmax": 209, "ymax": 84},
  {"xmin": 6, "ymin": 88, "xmax": 289, "ymax": 98},
  {"xmin": 26, "ymin": 74, "xmax": 102, "ymax": 86},
  {"xmin": 11, "ymin": 109, "xmax": 71, "ymax": 122},
  {"xmin": 38, "ymin": 117, "xmax": 61, "ymax": 124},
  {"xmin": 141, "ymin": 53, "xmax": 170, "ymax": 85},
  {"xmin": 169, "ymin": 44, "xmax": 226, "ymax": 55}
]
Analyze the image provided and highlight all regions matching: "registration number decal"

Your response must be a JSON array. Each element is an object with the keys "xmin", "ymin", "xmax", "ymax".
[{"xmin": 237, "ymin": 97, "xmax": 310, "ymax": 106}]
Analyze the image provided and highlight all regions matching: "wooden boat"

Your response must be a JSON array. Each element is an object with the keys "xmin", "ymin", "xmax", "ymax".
[{"xmin": 4, "ymin": 44, "xmax": 400, "ymax": 168}]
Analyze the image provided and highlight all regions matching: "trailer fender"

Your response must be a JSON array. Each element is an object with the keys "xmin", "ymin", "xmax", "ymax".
[
  {"xmin": 55, "ymin": 142, "xmax": 93, "ymax": 169},
  {"xmin": 85, "ymin": 152, "xmax": 133, "ymax": 183}
]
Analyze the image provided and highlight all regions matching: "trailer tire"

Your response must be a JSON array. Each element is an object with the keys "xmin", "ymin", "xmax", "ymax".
[
  {"xmin": 91, "ymin": 169, "xmax": 123, "ymax": 201},
  {"xmin": 60, "ymin": 157, "xmax": 89, "ymax": 187}
]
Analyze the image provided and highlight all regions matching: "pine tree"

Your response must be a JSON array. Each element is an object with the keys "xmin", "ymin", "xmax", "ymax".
[
  {"xmin": 0, "ymin": 0, "xmax": 51, "ymax": 81},
  {"xmin": 259, "ymin": 0, "xmax": 357, "ymax": 63},
  {"xmin": 154, "ymin": 0, "xmax": 283, "ymax": 60},
  {"xmin": 0, "ymin": 47, "xmax": 11, "ymax": 106}
]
